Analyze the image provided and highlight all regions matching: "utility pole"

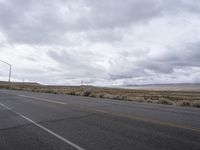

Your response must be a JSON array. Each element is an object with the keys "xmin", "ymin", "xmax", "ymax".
[
  {"xmin": 0, "ymin": 60, "xmax": 12, "ymax": 83},
  {"xmin": 81, "ymin": 80, "xmax": 84, "ymax": 92},
  {"xmin": 22, "ymin": 79, "xmax": 24, "ymax": 88},
  {"xmin": 9, "ymin": 64, "xmax": 11, "ymax": 83}
]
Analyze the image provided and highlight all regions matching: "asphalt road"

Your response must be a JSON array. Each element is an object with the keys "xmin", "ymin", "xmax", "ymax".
[{"xmin": 0, "ymin": 89, "xmax": 199, "ymax": 150}]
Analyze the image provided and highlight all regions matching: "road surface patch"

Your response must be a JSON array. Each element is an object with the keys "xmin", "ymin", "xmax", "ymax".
[
  {"xmin": 0, "ymin": 102, "xmax": 84, "ymax": 150},
  {"xmin": 18, "ymin": 94, "xmax": 67, "ymax": 105},
  {"xmin": 16, "ymin": 94, "xmax": 200, "ymax": 133}
]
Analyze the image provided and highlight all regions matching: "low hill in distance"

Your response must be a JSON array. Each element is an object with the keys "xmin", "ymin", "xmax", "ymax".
[{"xmin": 122, "ymin": 83, "xmax": 200, "ymax": 91}]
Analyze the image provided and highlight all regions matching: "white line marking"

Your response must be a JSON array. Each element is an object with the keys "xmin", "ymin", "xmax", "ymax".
[
  {"xmin": 0, "ymin": 102, "xmax": 84, "ymax": 150},
  {"xmin": 18, "ymin": 95, "xmax": 67, "ymax": 105}
]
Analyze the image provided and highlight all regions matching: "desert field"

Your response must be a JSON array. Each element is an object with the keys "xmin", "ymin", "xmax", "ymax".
[{"xmin": 0, "ymin": 81, "xmax": 200, "ymax": 108}]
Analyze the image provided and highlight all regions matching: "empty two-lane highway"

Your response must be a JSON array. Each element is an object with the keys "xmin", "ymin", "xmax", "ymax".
[{"xmin": 0, "ymin": 89, "xmax": 200, "ymax": 150}]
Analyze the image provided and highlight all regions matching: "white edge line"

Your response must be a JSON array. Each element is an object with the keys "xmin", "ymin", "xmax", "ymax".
[
  {"xmin": 0, "ymin": 103, "xmax": 84, "ymax": 150},
  {"xmin": 18, "ymin": 95, "xmax": 67, "ymax": 105}
]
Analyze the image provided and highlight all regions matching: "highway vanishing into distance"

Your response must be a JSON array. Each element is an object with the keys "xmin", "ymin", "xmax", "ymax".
[{"xmin": 0, "ymin": 89, "xmax": 200, "ymax": 150}]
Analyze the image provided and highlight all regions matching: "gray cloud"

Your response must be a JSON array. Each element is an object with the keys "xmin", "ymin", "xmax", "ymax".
[
  {"xmin": 0, "ymin": 0, "xmax": 200, "ymax": 85},
  {"xmin": 47, "ymin": 50, "xmax": 107, "ymax": 79},
  {"xmin": 1, "ymin": 0, "xmax": 199, "ymax": 45},
  {"xmin": 162, "ymin": 0, "xmax": 200, "ymax": 14},
  {"xmin": 106, "ymin": 41, "xmax": 200, "ymax": 84}
]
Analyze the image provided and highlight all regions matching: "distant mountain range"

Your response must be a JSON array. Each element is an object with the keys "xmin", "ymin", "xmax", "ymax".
[{"xmin": 122, "ymin": 83, "xmax": 200, "ymax": 91}]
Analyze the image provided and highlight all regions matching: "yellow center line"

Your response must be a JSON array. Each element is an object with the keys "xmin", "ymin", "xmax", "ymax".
[
  {"xmin": 18, "ymin": 94, "xmax": 67, "ymax": 105},
  {"xmin": 65, "ymin": 102, "xmax": 200, "ymax": 133}
]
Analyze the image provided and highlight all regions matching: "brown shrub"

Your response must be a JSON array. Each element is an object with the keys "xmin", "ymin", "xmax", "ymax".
[
  {"xmin": 82, "ymin": 91, "xmax": 92, "ymax": 96},
  {"xmin": 156, "ymin": 98, "xmax": 173, "ymax": 105},
  {"xmin": 96, "ymin": 93, "xmax": 105, "ymax": 98},
  {"xmin": 177, "ymin": 100, "xmax": 191, "ymax": 107},
  {"xmin": 192, "ymin": 101, "xmax": 200, "ymax": 108}
]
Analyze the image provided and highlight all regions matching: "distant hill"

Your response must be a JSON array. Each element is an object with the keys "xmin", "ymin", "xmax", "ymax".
[
  {"xmin": 1, "ymin": 81, "xmax": 200, "ymax": 91},
  {"xmin": 123, "ymin": 83, "xmax": 200, "ymax": 91},
  {"xmin": 0, "ymin": 81, "xmax": 42, "ymax": 89},
  {"xmin": 0, "ymin": 81, "xmax": 41, "ymax": 86}
]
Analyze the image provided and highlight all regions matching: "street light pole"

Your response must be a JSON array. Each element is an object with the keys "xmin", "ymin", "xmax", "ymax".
[
  {"xmin": 8, "ymin": 64, "xmax": 11, "ymax": 83},
  {"xmin": 0, "ymin": 60, "xmax": 12, "ymax": 83}
]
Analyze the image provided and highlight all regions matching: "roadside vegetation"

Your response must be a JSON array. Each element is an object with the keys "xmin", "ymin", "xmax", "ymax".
[{"xmin": 0, "ymin": 81, "xmax": 200, "ymax": 108}]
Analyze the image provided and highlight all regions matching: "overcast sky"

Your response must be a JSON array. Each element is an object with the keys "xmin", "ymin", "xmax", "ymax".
[{"xmin": 0, "ymin": 0, "xmax": 200, "ymax": 86}]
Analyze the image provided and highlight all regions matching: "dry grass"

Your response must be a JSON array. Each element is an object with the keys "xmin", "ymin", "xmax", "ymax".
[
  {"xmin": 176, "ymin": 100, "xmax": 191, "ymax": 107},
  {"xmin": 1, "ymin": 81, "xmax": 200, "ymax": 108}
]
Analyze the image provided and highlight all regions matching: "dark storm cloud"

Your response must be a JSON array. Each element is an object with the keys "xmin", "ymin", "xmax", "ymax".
[
  {"xmin": 107, "ymin": 41, "xmax": 200, "ymax": 82},
  {"xmin": 152, "ymin": 42, "xmax": 200, "ymax": 68},
  {"xmin": 183, "ymin": 42, "xmax": 200, "ymax": 62}
]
